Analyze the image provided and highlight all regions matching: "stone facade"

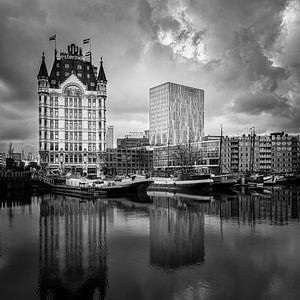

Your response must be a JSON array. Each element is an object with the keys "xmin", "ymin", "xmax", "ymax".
[{"xmin": 37, "ymin": 44, "xmax": 107, "ymax": 176}]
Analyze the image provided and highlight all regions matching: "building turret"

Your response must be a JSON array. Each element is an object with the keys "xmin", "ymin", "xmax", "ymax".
[
  {"xmin": 37, "ymin": 52, "xmax": 50, "ymax": 170},
  {"xmin": 97, "ymin": 57, "xmax": 107, "ymax": 83},
  {"xmin": 96, "ymin": 58, "xmax": 107, "ymax": 169},
  {"xmin": 37, "ymin": 52, "xmax": 49, "ymax": 89}
]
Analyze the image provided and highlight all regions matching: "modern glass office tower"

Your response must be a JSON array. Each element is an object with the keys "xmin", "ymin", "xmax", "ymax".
[
  {"xmin": 37, "ymin": 43, "xmax": 107, "ymax": 176},
  {"xmin": 149, "ymin": 82, "xmax": 204, "ymax": 146}
]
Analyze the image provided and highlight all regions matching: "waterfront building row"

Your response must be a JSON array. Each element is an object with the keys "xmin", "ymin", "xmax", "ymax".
[
  {"xmin": 221, "ymin": 132, "xmax": 300, "ymax": 174},
  {"xmin": 153, "ymin": 132, "xmax": 300, "ymax": 175}
]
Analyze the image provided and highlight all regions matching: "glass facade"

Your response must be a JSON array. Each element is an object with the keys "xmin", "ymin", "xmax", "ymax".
[{"xmin": 149, "ymin": 82, "xmax": 204, "ymax": 146}]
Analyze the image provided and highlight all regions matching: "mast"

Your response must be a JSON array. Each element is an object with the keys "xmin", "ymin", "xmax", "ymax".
[{"xmin": 219, "ymin": 124, "xmax": 223, "ymax": 174}]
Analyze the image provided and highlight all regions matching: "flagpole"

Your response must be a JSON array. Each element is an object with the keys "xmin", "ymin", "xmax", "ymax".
[
  {"xmin": 90, "ymin": 38, "xmax": 92, "ymax": 64},
  {"xmin": 55, "ymin": 34, "xmax": 57, "ymax": 60}
]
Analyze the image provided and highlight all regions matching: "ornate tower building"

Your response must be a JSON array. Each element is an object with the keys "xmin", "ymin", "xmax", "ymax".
[{"xmin": 37, "ymin": 43, "xmax": 107, "ymax": 176}]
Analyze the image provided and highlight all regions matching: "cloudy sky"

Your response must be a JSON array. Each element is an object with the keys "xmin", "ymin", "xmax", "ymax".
[{"xmin": 0, "ymin": 0, "xmax": 300, "ymax": 154}]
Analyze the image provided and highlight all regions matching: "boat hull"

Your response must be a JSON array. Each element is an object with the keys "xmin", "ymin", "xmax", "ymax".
[
  {"xmin": 148, "ymin": 178, "xmax": 212, "ymax": 192},
  {"xmin": 101, "ymin": 179, "xmax": 153, "ymax": 197}
]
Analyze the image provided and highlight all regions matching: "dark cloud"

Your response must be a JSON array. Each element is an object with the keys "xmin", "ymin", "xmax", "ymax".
[
  {"xmin": 0, "ymin": 0, "xmax": 300, "ymax": 152},
  {"xmin": 230, "ymin": 93, "xmax": 291, "ymax": 116}
]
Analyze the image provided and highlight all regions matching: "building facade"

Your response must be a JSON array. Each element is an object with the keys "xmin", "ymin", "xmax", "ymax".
[
  {"xmin": 37, "ymin": 43, "xmax": 107, "ymax": 176},
  {"xmin": 117, "ymin": 132, "xmax": 149, "ymax": 149},
  {"xmin": 0, "ymin": 153, "xmax": 6, "ymax": 170},
  {"xmin": 106, "ymin": 147, "xmax": 153, "ymax": 176},
  {"xmin": 106, "ymin": 125, "xmax": 114, "ymax": 149},
  {"xmin": 221, "ymin": 132, "xmax": 300, "ymax": 174},
  {"xmin": 149, "ymin": 82, "xmax": 204, "ymax": 146},
  {"xmin": 153, "ymin": 138, "xmax": 220, "ymax": 175}
]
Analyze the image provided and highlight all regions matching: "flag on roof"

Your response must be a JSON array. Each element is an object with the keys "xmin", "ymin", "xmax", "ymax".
[{"xmin": 49, "ymin": 34, "xmax": 56, "ymax": 41}]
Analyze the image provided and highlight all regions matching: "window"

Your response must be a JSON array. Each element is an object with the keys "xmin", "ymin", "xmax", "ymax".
[
  {"xmin": 70, "ymin": 132, "xmax": 73, "ymax": 140},
  {"xmin": 70, "ymin": 98, "xmax": 73, "ymax": 106},
  {"xmin": 50, "ymin": 132, "xmax": 54, "ymax": 139},
  {"xmin": 65, "ymin": 109, "xmax": 68, "ymax": 117},
  {"xmin": 88, "ymin": 121, "xmax": 91, "ymax": 130},
  {"xmin": 50, "ymin": 97, "xmax": 53, "ymax": 106},
  {"xmin": 55, "ymin": 132, "xmax": 58, "ymax": 139},
  {"xmin": 87, "ymin": 74, "xmax": 90, "ymax": 79},
  {"xmin": 56, "ymin": 71, "xmax": 60, "ymax": 76},
  {"xmin": 65, "ymin": 121, "xmax": 68, "ymax": 129},
  {"xmin": 65, "ymin": 72, "xmax": 69, "ymax": 77},
  {"xmin": 70, "ymin": 144, "xmax": 73, "ymax": 151},
  {"xmin": 74, "ymin": 98, "xmax": 77, "ymax": 107},
  {"xmin": 87, "ymin": 65, "xmax": 90, "ymax": 70},
  {"xmin": 78, "ymin": 73, "xmax": 82, "ymax": 78},
  {"xmin": 79, "ymin": 98, "xmax": 82, "ymax": 107},
  {"xmin": 65, "ymin": 64, "xmax": 69, "ymax": 68},
  {"xmin": 55, "ymin": 120, "xmax": 58, "ymax": 128},
  {"xmin": 93, "ymin": 99, "xmax": 96, "ymax": 107},
  {"xmin": 50, "ymin": 143, "xmax": 54, "ymax": 151},
  {"xmin": 65, "ymin": 132, "xmax": 68, "ymax": 140},
  {"xmin": 88, "ymin": 110, "xmax": 91, "ymax": 118},
  {"xmin": 65, "ymin": 98, "xmax": 68, "ymax": 106},
  {"xmin": 88, "ymin": 99, "xmax": 91, "ymax": 107},
  {"xmin": 55, "ymin": 109, "xmax": 58, "ymax": 117},
  {"xmin": 70, "ymin": 121, "xmax": 73, "ymax": 129},
  {"xmin": 65, "ymin": 143, "xmax": 68, "ymax": 151},
  {"xmin": 55, "ymin": 97, "xmax": 58, "ymax": 106},
  {"xmin": 77, "ymin": 65, "xmax": 82, "ymax": 69},
  {"xmin": 55, "ymin": 143, "xmax": 58, "ymax": 151}
]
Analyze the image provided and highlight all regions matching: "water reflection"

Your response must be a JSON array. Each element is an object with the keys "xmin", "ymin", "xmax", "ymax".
[
  {"xmin": 210, "ymin": 188, "xmax": 300, "ymax": 225},
  {"xmin": 0, "ymin": 188, "xmax": 300, "ymax": 299},
  {"xmin": 150, "ymin": 194, "xmax": 205, "ymax": 269},
  {"xmin": 38, "ymin": 194, "xmax": 107, "ymax": 299}
]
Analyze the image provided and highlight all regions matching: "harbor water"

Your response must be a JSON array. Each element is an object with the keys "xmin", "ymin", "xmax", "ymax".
[{"xmin": 1, "ymin": 187, "xmax": 300, "ymax": 299}]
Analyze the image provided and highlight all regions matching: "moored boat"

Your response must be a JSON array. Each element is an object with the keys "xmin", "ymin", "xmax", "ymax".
[
  {"xmin": 98, "ymin": 178, "xmax": 154, "ymax": 196},
  {"xmin": 211, "ymin": 174, "xmax": 238, "ymax": 190},
  {"xmin": 148, "ymin": 174, "xmax": 212, "ymax": 192}
]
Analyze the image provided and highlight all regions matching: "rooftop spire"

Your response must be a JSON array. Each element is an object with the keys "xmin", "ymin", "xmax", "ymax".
[
  {"xmin": 97, "ymin": 57, "xmax": 107, "ymax": 82},
  {"xmin": 37, "ymin": 52, "xmax": 49, "ymax": 79}
]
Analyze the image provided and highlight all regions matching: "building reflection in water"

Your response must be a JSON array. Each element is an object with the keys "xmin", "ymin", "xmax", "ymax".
[
  {"xmin": 38, "ymin": 194, "xmax": 107, "ymax": 300},
  {"xmin": 0, "ymin": 191, "xmax": 33, "ymax": 225},
  {"xmin": 209, "ymin": 188, "xmax": 300, "ymax": 225},
  {"xmin": 149, "ymin": 195, "xmax": 205, "ymax": 269}
]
